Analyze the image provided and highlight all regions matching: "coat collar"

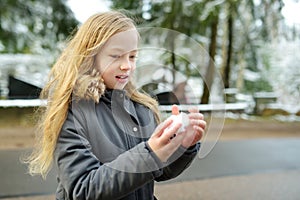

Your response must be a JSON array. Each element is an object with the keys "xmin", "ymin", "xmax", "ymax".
[{"xmin": 101, "ymin": 89, "xmax": 138, "ymax": 122}]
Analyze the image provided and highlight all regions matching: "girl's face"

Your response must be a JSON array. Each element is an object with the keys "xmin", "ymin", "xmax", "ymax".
[{"xmin": 95, "ymin": 29, "xmax": 138, "ymax": 90}]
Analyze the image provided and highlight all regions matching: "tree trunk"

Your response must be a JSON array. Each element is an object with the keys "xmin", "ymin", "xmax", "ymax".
[
  {"xmin": 223, "ymin": 13, "xmax": 234, "ymax": 89},
  {"xmin": 201, "ymin": 16, "xmax": 219, "ymax": 104}
]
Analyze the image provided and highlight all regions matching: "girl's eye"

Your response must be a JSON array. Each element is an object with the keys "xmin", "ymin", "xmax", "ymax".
[
  {"xmin": 130, "ymin": 55, "xmax": 138, "ymax": 60},
  {"xmin": 110, "ymin": 55, "xmax": 120, "ymax": 59}
]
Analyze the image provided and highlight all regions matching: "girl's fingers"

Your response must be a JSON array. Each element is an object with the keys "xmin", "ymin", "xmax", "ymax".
[
  {"xmin": 154, "ymin": 118, "xmax": 183, "ymax": 143},
  {"xmin": 172, "ymin": 104, "xmax": 180, "ymax": 115},
  {"xmin": 188, "ymin": 112, "xmax": 204, "ymax": 120},
  {"xmin": 168, "ymin": 130, "xmax": 185, "ymax": 148},
  {"xmin": 188, "ymin": 107, "xmax": 199, "ymax": 113},
  {"xmin": 189, "ymin": 119, "xmax": 206, "ymax": 129},
  {"xmin": 161, "ymin": 122, "xmax": 182, "ymax": 143},
  {"xmin": 193, "ymin": 125, "xmax": 205, "ymax": 136},
  {"xmin": 154, "ymin": 118, "xmax": 174, "ymax": 137},
  {"xmin": 149, "ymin": 121, "xmax": 185, "ymax": 162}
]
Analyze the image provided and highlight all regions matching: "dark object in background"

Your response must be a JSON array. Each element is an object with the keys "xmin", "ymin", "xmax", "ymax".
[
  {"xmin": 155, "ymin": 91, "xmax": 179, "ymax": 105},
  {"xmin": 8, "ymin": 75, "xmax": 41, "ymax": 99}
]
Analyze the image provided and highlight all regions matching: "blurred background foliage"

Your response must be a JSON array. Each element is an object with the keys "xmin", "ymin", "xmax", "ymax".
[{"xmin": 0, "ymin": 0, "xmax": 78, "ymax": 54}]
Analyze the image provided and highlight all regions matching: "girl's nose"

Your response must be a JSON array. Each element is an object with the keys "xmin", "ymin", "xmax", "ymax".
[
  {"xmin": 120, "ymin": 64, "xmax": 130, "ymax": 71},
  {"xmin": 119, "ymin": 58, "xmax": 131, "ymax": 71}
]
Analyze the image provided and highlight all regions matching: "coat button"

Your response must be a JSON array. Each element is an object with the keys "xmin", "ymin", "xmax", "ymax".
[
  {"xmin": 120, "ymin": 93, "xmax": 124, "ymax": 98},
  {"xmin": 133, "ymin": 127, "xmax": 138, "ymax": 132}
]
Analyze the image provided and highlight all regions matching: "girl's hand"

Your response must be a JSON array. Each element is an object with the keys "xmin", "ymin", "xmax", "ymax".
[
  {"xmin": 147, "ymin": 105, "xmax": 206, "ymax": 162},
  {"xmin": 182, "ymin": 108, "xmax": 206, "ymax": 148},
  {"xmin": 178, "ymin": 106, "xmax": 206, "ymax": 148},
  {"xmin": 147, "ymin": 115, "xmax": 185, "ymax": 162}
]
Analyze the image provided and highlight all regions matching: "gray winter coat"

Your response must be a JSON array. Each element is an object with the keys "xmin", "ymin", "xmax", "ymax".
[{"xmin": 54, "ymin": 89, "xmax": 200, "ymax": 200}]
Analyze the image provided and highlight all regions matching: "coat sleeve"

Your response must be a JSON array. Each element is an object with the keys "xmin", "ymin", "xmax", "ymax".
[
  {"xmin": 152, "ymin": 142, "xmax": 200, "ymax": 182},
  {"xmin": 54, "ymin": 108, "xmax": 163, "ymax": 200}
]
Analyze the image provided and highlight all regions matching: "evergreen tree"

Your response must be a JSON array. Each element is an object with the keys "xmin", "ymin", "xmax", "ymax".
[{"xmin": 0, "ymin": 0, "xmax": 78, "ymax": 54}]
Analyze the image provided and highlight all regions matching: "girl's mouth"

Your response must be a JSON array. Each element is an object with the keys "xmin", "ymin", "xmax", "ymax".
[
  {"xmin": 115, "ymin": 75, "xmax": 129, "ymax": 83},
  {"xmin": 115, "ymin": 75, "xmax": 128, "ymax": 79}
]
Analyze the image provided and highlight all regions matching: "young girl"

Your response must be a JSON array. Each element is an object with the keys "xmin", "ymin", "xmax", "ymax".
[{"xmin": 26, "ymin": 11, "xmax": 206, "ymax": 200}]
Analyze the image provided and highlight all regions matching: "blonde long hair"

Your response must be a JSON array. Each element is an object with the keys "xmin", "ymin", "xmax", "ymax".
[{"xmin": 25, "ymin": 11, "xmax": 161, "ymax": 178}]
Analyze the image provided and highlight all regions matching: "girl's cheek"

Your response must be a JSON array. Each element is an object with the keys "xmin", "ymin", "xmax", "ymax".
[{"xmin": 131, "ymin": 63, "xmax": 137, "ymax": 71}]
